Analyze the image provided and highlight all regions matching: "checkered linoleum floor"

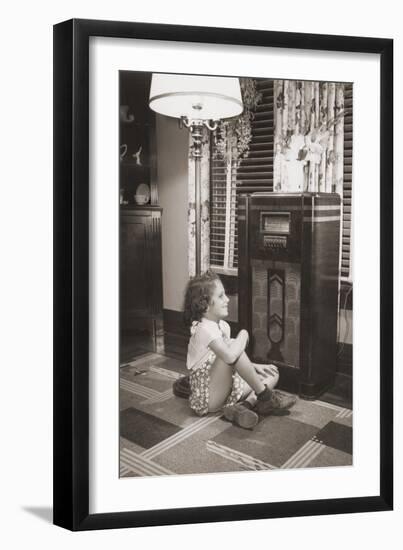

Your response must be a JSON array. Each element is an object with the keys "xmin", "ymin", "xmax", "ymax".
[{"xmin": 120, "ymin": 352, "xmax": 352, "ymax": 477}]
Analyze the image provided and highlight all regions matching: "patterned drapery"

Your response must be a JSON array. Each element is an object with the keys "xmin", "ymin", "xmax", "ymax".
[
  {"xmin": 188, "ymin": 132, "xmax": 210, "ymax": 277},
  {"xmin": 273, "ymin": 80, "xmax": 345, "ymax": 194}
]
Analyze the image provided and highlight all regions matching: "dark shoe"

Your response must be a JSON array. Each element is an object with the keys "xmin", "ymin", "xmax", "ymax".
[
  {"xmin": 256, "ymin": 388, "xmax": 297, "ymax": 416},
  {"xmin": 222, "ymin": 403, "xmax": 259, "ymax": 430},
  {"xmin": 173, "ymin": 375, "xmax": 191, "ymax": 399}
]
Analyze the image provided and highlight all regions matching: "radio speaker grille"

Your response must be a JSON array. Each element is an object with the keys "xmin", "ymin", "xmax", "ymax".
[{"xmin": 251, "ymin": 260, "xmax": 301, "ymax": 368}]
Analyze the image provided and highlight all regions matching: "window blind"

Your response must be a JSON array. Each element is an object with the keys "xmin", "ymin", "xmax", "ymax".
[
  {"xmin": 210, "ymin": 79, "xmax": 273, "ymax": 271},
  {"xmin": 341, "ymin": 83, "xmax": 353, "ymax": 280},
  {"xmin": 210, "ymin": 154, "xmax": 238, "ymax": 269},
  {"xmin": 236, "ymin": 79, "xmax": 274, "ymax": 193}
]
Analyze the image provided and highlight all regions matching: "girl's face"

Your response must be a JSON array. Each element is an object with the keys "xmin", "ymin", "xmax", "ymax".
[{"xmin": 206, "ymin": 280, "xmax": 229, "ymax": 321}]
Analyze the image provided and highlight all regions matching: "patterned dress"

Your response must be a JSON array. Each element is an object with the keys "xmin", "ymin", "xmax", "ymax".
[{"xmin": 186, "ymin": 319, "xmax": 244, "ymax": 416}]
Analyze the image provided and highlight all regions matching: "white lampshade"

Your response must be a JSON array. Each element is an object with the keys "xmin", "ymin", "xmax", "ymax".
[{"xmin": 149, "ymin": 73, "xmax": 243, "ymax": 121}]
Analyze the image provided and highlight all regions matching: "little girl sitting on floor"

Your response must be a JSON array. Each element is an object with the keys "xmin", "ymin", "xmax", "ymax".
[{"xmin": 183, "ymin": 270, "xmax": 296, "ymax": 429}]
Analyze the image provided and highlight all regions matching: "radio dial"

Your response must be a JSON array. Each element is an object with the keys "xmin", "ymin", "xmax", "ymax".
[{"xmin": 263, "ymin": 235, "xmax": 287, "ymax": 250}]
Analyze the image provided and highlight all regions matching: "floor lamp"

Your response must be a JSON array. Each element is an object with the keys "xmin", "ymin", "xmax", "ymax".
[{"xmin": 149, "ymin": 73, "xmax": 243, "ymax": 275}]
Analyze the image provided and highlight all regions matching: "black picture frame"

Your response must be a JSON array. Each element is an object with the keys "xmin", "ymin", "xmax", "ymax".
[{"xmin": 53, "ymin": 18, "xmax": 393, "ymax": 531}]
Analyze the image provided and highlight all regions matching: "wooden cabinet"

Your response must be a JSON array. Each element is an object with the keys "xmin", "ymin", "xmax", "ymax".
[
  {"xmin": 119, "ymin": 72, "xmax": 158, "ymax": 207},
  {"xmin": 120, "ymin": 206, "xmax": 164, "ymax": 359}
]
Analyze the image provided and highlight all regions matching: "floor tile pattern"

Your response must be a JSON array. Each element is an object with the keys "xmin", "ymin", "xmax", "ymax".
[{"xmin": 120, "ymin": 353, "xmax": 353, "ymax": 477}]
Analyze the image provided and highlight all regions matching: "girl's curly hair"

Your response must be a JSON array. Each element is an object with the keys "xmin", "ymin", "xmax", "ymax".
[{"xmin": 183, "ymin": 270, "xmax": 220, "ymax": 327}]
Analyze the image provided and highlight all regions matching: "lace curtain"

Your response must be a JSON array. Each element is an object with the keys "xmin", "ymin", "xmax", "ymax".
[{"xmin": 273, "ymin": 80, "xmax": 345, "ymax": 194}]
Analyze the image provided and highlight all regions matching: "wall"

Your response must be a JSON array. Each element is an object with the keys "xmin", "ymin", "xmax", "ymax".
[{"xmin": 156, "ymin": 114, "xmax": 189, "ymax": 311}]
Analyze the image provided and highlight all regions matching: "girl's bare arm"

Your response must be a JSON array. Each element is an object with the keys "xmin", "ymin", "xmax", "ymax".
[{"xmin": 208, "ymin": 329, "xmax": 249, "ymax": 365}]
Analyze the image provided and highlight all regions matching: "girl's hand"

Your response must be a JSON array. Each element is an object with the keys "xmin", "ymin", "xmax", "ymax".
[{"xmin": 254, "ymin": 364, "xmax": 278, "ymax": 377}]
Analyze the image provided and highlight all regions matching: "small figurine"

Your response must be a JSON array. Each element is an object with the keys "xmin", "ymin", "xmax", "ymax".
[
  {"xmin": 132, "ymin": 145, "xmax": 142, "ymax": 166},
  {"xmin": 120, "ymin": 144, "xmax": 127, "ymax": 161},
  {"xmin": 120, "ymin": 105, "xmax": 135, "ymax": 123}
]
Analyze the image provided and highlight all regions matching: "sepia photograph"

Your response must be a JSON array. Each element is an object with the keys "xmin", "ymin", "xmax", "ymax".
[{"xmin": 118, "ymin": 71, "xmax": 353, "ymax": 477}]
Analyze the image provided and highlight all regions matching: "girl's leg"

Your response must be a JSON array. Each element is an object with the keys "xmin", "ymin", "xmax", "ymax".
[
  {"xmin": 231, "ymin": 352, "xmax": 266, "ymax": 395},
  {"xmin": 254, "ymin": 363, "xmax": 280, "ymax": 390},
  {"xmin": 221, "ymin": 366, "xmax": 279, "ymax": 429},
  {"xmin": 207, "ymin": 358, "xmax": 235, "ymax": 412},
  {"xmin": 241, "ymin": 366, "xmax": 280, "ymax": 407},
  {"xmin": 208, "ymin": 353, "xmax": 280, "ymax": 412}
]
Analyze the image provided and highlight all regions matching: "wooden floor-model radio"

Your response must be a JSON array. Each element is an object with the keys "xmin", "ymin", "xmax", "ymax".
[{"xmin": 238, "ymin": 193, "xmax": 341, "ymax": 399}]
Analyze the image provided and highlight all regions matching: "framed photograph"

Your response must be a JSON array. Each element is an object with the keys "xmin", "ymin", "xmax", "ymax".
[{"xmin": 53, "ymin": 19, "xmax": 393, "ymax": 531}]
